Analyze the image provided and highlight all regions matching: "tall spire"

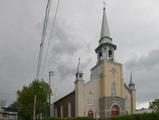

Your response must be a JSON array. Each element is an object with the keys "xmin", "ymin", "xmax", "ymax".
[
  {"xmin": 129, "ymin": 72, "xmax": 135, "ymax": 90},
  {"xmin": 130, "ymin": 72, "xmax": 132, "ymax": 84},
  {"xmin": 76, "ymin": 58, "xmax": 80, "ymax": 74},
  {"xmin": 100, "ymin": 3, "xmax": 112, "ymax": 44},
  {"xmin": 75, "ymin": 58, "xmax": 83, "ymax": 81},
  {"xmin": 95, "ymin": 2, "xmax": 117, "ymax": 63}
]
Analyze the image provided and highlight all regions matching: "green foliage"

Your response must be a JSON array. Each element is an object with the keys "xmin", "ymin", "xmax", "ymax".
[
  {"xmin": 43, "ymin": 117, "xmax": 95, "ymax": 120},
  {"xmin": 111, "ymin": 113, "xmax": 159, "ymax": 120},
  {"xmin": 7, "ymin": 101, "xmax": 18, "ymax": 112},
  {"xmin": 12, "ymin": 80, "xmax": 51, "ymax": 120},
  {"xmin": 43, "ymin": 112, "xmax": 159, "ymax": 120},
  {"xmin": 149, "ymin": 99, "xmax": 159, "ymax": 112}
]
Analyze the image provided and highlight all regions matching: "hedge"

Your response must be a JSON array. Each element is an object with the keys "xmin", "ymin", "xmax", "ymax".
[
  {"xmin": 44, "ymin": 117, "xmax": 95, "ymax": 120},
  {"xmin": 44, "ymin": 112, "xmax": 159, "ymax": 120}
]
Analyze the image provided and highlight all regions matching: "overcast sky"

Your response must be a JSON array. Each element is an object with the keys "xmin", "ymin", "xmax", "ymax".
[{"xmin": 0, "ymin": 0, "xmax": 159, "ymax": 109}]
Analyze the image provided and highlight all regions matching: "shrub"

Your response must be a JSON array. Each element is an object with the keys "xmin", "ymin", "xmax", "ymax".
[{"xmin": 43, "ymin": 112, "xmax": 159, "ymax": 120}]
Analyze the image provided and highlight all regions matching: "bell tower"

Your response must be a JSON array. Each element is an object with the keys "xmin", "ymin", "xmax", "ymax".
[
  {"xmin": 95, "ymin": 7, "xmax": 117, "ymax": 63},
  {"xmin": 94, "ymin": 5, "xmax": 126, "ymax": 117}
]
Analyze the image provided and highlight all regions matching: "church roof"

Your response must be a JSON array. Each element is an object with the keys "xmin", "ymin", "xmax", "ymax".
[
  {"xmin": 54, "ymin": 90, "xmax": 75, "ymax": 103},
  {"xmin": 99, "ymin": 7, "xmax": 112, "ymax": 44},
  {"xmin": 95, "ymin": 42, "xmax": 117, "ymax": 53},
  {"xmin": 124, "ymin": 83, "xmax": 131, "ymax": 93}
]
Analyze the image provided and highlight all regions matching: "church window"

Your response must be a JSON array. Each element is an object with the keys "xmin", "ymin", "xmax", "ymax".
[
  {"xmin": 88, "ymin": 91, "xmax": 93, "ymax": 106},
  {"xmin": 112, "ymin": 82, "xmax": 116, "ymax": 96},
  {"xmin": 125, "ymin": 96, "xmax": 128, "ymax": 110},
  {"xmin": 60, "ymin": 105, "xmax": 63, "ymax": 117},
  {"xmin": 108, "ymin": 50, "xmax": 113, "ymax": 61},
  {"xmin": 68, "ymin": 102, "xmax": 71, "ymax": 117},
  {"xmin": 99, "ymin": 52, "xmax": 103, "ymax": 61},
  {"xmin": 99, "ymin": 52, "xmax": 102, "ymax": 57}
]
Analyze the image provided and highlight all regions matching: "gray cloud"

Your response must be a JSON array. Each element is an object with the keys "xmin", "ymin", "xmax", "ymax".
[
  {"xmin": 125, "ymin": 49, "xmax": 159, "ymax": 103},
  {"xmin": 126, "ymin": 49, "xmax": 159, "ymax": 71},
  {"xmin": 42, "ymin": 16, "xmax": 93, "ymax": 80},
  {"xmin": 52, "ymin": 19, "xmax": 82, "ymax": 56}
]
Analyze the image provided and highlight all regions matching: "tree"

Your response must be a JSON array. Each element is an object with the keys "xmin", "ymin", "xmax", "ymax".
[
  {"xmin": 149, "ymin": 99, "xmax": 159, "ymax": 112},
  {"xmin": 14, "ymin": 80, "xmax": 51, "ymax": 120},
  {"xmin": 7, "ymin": 101, "xmax": 18, "ymax": 112}
]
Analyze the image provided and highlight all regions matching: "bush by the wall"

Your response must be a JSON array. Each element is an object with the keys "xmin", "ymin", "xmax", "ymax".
[
  {"xmin": 111, "ymin": 112, "xmax": 159, "ymax": 120},
  {"xmin": 44, "ymin": 117, "xmax": 95, "ymax": 120},
  {"xmin": 44, "ymin": 112, "xmax": 159, "ymax": 120}
]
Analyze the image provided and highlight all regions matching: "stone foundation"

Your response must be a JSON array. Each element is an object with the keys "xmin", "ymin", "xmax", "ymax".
[{"xmin": 99, "ymin": 96, "xmax": 126, "ymax": 118}]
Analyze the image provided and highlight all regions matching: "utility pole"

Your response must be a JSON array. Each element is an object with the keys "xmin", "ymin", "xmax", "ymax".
[
  {"xmin": 49, "ymin": 71, "xmax": 54, "ymax": 117},
  {"xmin": 33, "ymin": 95, "xmax": 37, "ymax": 120}
]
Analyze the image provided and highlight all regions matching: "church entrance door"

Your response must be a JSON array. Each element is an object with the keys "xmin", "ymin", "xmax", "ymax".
[
  {"xmin": 88, "ymin": 109, "xmax": 94, "ymax": 118},
  {"xmin": 111, "ymin": 105, "xmax": 120, "ymax": 116}
]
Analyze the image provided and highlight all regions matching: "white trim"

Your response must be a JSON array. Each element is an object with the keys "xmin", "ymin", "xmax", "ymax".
[
  {"xmin": 60, "ymin": 105, "xmax": 63, "ymax": 117},
  {"xmin": 110, "ymin": 103, "xmax": 121, "ymax": 110},
  {"xmin": 68, "ymin": 102, "xmax": 71, "ymax": 117}
]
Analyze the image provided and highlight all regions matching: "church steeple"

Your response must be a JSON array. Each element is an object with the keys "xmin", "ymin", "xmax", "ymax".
[
  {"xmin": 100, "ymin": 7, "xmax": 112, "ymax": 44},
  {"xmin": 95, "ymin": 5, "xmax": 117, "ymax": 63},
  {"xmin": 130, "ymin": 72, "xmax": 133, "ymax": 85},
  {"xmin": 75, "ymin": 58, "xmax": 83, "ymax": 81},
  {"xmin": 129, "ymin": 72, "xmax": 135, "ymax": 90}
]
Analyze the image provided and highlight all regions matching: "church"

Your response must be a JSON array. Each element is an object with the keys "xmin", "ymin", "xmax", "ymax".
[{"xmin": 53, "ymin": 6, "xmax": 136, "ymax": 118}]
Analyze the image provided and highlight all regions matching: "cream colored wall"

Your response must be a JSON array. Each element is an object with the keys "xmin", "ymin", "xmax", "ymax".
[
  {"xmin": 132, "ymin": 90, "xmax": 136, "ymax": 113},
  {"xmin": 124, "ymin": 86, "xmax": 131, "ymax": 114},
  {"xmin": 75, "ymin": 60, "xmax": 136, "ymax": 117},
  {"xmin": 75, "ymin": 80, "xmax": 85, "ymax": 117},
  {"xmin": 101, "ymin": 60, "xmax": 124, "ymax": 98},
  {"xmin": 124, "ymin": 85, "xmax": 136, "ymax": 114},
  {"xmin": 80, "ymin": 60, "xmax": 125, "ymax": 117},
  {"xmin": 83, "ymin": 79, "xmax": 101, "ymax": 117}
]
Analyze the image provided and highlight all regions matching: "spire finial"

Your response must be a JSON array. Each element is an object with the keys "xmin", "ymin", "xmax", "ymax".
[
  {"xmin": 103, "ymin": 1, "xmax": 106, "ymax": 11},
  {"xmin": 129, "ymin": 72, "xmax": 135, "ymax": 90},
  {"xmin": 77, "ymin": 58, "xmax": 80, "ymax": 74},
  {"xmin": 76, "ymin": 58, "xmax": 83, "ymax": 81},
  {"xmin": 130, "ymin": 72, "xmax": 132, "ymax": 84}
]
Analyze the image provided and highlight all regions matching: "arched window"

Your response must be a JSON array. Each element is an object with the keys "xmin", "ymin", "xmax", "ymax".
[
  {"xmin": 125, "ymin": 96, "xmax": 128, "ymax": 110},
  {"xmin": 112, "ymin": 82, "xmax": 116, "ymax": 96},
  {"xmin": 99, "ymin": 52, "xmax": 102, "ymax": 57},
  {"xmin": 88, "ymin": 91, "xmax": 93, "ymax": 106},
  {"xmin": 99, "ymin": 52, "xmax": 103, "ymax": 61},
  {"xmin": 108, "ymin": 50, "xmax": 113, "ymax": 61}
]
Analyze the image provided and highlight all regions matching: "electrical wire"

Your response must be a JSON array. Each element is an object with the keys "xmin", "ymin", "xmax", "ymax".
[
  {"xmin": 36, "ymin": 0, "xmax": 52, "ymax": 80},
  {"xmin": 40, "ymin": 0, "xmax": 61, "ymax": 78}
]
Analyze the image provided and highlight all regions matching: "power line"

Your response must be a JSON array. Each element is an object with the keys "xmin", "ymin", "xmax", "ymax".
[
  {"xmin": 36, "ymin": 0, "xmax": 52, "ymax": 80},
  {"xmin": 41, "ymin": 0, "xmax": 61, "ymax": 78}
]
